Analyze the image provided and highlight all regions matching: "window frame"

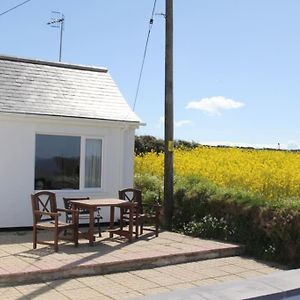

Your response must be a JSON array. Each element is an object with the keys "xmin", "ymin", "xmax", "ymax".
[
  {"xmin": 80, "ymin": 136, "xmax": 104, "ymax": 191},
  {"xmin": 34, "ymin": 133, "xmax": 104, "ymax": 191}
]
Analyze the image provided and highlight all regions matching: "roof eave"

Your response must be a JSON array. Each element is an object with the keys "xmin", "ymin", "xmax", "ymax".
[{"xmin": 0, "ymin": 111, "xmax": 142, "ymax": 126}]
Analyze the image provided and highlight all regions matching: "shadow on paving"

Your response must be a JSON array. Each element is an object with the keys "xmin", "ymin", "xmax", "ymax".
[{"xmin": 0, "ymin": 227, "xmax": 244, "ymax": 298}]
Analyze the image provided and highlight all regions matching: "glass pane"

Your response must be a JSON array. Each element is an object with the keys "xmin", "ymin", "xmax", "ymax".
[
  {"xmin": 85, "ymin": 139, "xmax": 102, "ymax": 188},
  {"xmin": 35, "ymin": 134, "xmax": 80, "ymax": 190}
]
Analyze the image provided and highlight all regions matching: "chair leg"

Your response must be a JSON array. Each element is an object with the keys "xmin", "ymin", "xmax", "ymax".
[
  {"xmin": 140, "ymin": 224, "xmax": 143, "ymax": 235},
  {"xmin": 54, "ymin": 230, "xmax": 59, "ymax": 252},
  {"xmin": 135, "ymin": 221, "xmax": 139, "ymax": 239},
  {"xmin": 64, "ymin": 216, "xmax": 69, "ymax": 236},
  {"xmin": 33, "ymin": 226, "xmax": 37, "ymax": 249},
  {"xmin": 120, "ymin": 208, "xmax": 124, "ymax": 230},
  {"xmin": 97, "ymin": 218, "xmax": 102, "ymax": 237}
]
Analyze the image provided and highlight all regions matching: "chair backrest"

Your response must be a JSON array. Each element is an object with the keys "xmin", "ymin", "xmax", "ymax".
[
  {"xmin": 31, "ymin": 191, "xmax": 57, "ymax": 223},
  {"xmin": 119, "ymin": 188, "xmax": 143, "ymax": 214},
  {"xmin": 63, "ymin": 197, "xmax": 90, "ymax": 213}
]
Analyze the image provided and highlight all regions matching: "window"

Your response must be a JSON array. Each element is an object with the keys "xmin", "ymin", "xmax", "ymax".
[
  {"xmin": 35, "ymin": 134, "xmax": 102, "ymax": 190},
  {"xmin": 85, "ymin": 138, "xmax": 102, "ymax": 188}
]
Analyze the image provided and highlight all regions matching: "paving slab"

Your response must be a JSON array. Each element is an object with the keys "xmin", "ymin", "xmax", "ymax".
[
  {"xmin": 0, "ymin": 256, "xmax": 286, "ymax": 300},
  {"xmin": 137, "ymin": 267, "xmax": 299, "ymax": 300},
  {"xmin": 0, "ymin": 229, "xmax": 244, "ymax": 286}
]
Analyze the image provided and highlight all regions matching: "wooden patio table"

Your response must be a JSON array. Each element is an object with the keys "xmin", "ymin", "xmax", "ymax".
[{"xmin": 70, "ymin": 198, "xmax": 137, "ymax": 246}]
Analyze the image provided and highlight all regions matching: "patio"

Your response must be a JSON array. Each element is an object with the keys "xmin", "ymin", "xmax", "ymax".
[
  {"xmin": 0, "ymin": 256, "xmax": 286, "ymax": 300},
  {"xmin": 0, "ymin": 228, "xmax": 244, "ymax": 286}
]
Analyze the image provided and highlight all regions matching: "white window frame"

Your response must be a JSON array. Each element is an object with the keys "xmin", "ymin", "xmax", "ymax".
[
  {"xmin": 34, "ymin": 133, "xmax": 104, "ymax": 191},
  {"xmin": 80, "ymin": 136, "xmax": 103, "ymax": 191}
]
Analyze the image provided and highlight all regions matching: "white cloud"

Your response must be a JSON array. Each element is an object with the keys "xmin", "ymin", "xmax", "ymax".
[
  {"xmin": 157, "ymin": 116, "xmax": 191, "ymax": 128},
  {"xmin": 186, "ymin": 96, "xmax": 245, "ymax": 116},
  {"xmin": 175, "ymin": 120, "xmax": 191, "ymax": 128}
]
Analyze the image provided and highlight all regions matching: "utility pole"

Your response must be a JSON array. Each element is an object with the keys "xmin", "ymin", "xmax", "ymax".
[{"xmin": 164, "ymin": 0, "xmax": 174, "ymax": 229}]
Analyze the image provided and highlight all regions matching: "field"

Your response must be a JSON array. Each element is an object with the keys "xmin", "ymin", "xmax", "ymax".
[
  {"xmin": 135, "ymin": 146, "xmax": 300, "ymax": 202},
  {"xmin": 135, "ymin": 146, "xmax": 300, "ymax": 265}
]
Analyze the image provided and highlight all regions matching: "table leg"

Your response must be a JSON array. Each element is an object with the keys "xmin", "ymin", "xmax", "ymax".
[
  {"xmin": 109, "ymin": 205, "xmax": 115, "ymax": 238},
  {"xmin": 89, "ymin": 207, "xmax": 94, "ymax": 246},
  {"xmin": 73, "ymin": 205, "xmax": 79, "ymax": 246},
  {"xmin": 72, "ymin": 204, "xmax": 79, "ymax": 244}
]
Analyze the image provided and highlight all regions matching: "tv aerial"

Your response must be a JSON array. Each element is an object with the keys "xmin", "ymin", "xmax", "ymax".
[{"xmin": 47, "ymin": 11, "xmax": 65, "ymax": 62}]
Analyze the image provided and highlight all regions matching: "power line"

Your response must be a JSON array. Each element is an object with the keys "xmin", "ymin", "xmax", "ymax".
[
  {"xmin": 132, "ymin": 0, "xmax": 158, "ymax": 111},
  {"xmin": 0, "ymin": 0, "xmax": 32, "ymax": 17}
]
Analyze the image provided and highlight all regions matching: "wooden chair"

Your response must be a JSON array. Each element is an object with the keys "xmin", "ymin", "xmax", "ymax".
[
  {"xmin": 119, "ymin": 188, "xmax": 161, "ymax": 237},
  {"xmin": 31, "ymin": 191, "xmax": 78, "ymax": 252},
  {"xmin": 63, "ymin": 197, "xmax": 102, "ymax": 237}
]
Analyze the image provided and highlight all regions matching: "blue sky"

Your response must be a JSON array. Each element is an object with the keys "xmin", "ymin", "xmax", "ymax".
[{"xmin": 1, "ymin": 0, "xmax": 300, "ymax": 149}]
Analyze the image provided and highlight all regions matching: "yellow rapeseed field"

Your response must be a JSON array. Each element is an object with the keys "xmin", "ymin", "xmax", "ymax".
[{"xmin": 135, "ymin": 147, "xmax": 300, "ymax": 200}]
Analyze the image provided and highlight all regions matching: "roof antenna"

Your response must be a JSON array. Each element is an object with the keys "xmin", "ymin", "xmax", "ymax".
[{"xmin": 47, "ymin": 11, "xmax": 65, "ymax": 62}]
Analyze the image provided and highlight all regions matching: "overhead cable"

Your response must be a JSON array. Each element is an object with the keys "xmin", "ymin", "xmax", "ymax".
[
  {"xmin": 0, "ymin": 0, "xmax": 32, "ymax": 17},
  {"xmin": 132, "ymin": 0, "xmax": 158, "ymax": 111}
]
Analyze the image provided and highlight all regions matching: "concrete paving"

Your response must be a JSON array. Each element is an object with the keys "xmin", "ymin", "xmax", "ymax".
[
  {"xmin": 0, "ymin": 228, "xmax": 243, "ymax": 285},
  {"xmin": 139, "ymin": 266, "xmax": 300, "ymax": 300},
  {"xmin": 0, "ymin": 229, "xmax": 290, "ymax": 299},
  {"xmin": 0, "ymin": 256, "xmax": 286, "ymax": 300}
]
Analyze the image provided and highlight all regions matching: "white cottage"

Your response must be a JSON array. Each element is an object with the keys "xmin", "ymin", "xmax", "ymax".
[{"xmin": 0, "ymin": 55, "xmax": 141, "ymax": 228}]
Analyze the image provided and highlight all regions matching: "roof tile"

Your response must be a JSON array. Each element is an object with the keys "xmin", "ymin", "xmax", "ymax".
[{"xmin": 0, "ymin": 56, "xmax": 141, "ymax": 123}]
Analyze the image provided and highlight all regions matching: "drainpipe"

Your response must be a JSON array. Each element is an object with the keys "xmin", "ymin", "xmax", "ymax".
[{"xmin": 119, "ymin": 124, "xmax": 130, "ymax": 192}]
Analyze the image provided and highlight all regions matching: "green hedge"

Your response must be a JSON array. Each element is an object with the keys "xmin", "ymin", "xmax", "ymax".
[{"xmin": 135, "ymin": 174, "xmax": 300, "ymax": 267}]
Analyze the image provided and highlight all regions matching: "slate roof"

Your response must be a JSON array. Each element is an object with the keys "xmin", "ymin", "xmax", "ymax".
[{"xmin": 0, "ymin": 55, "xmax": 141, "ymax": 123}]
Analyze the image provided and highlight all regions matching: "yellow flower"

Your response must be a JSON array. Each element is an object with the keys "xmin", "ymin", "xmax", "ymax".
[{"xmin": 135, "ymin": 147, "xmax": 300, "ymax": 201}]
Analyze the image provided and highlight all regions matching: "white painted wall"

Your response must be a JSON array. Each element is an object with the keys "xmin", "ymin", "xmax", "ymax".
[
  {"xmin": 0, "ymin": 113, "xmax": 138, "ymax": 228},
  {"xmin": 120, "ymin": 128, "xmax": 135, "ymax": 190}
]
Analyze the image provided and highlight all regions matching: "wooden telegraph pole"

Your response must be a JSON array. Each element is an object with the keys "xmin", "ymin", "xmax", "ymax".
[{"xmin": 164, "ymin": 0, "xmax": 174, "ymax": 229}]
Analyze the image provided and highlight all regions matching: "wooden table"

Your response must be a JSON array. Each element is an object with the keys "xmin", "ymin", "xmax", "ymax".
[{"xmin": 70, "ymin": 198, "xmax": 137, "ymax": 245}]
